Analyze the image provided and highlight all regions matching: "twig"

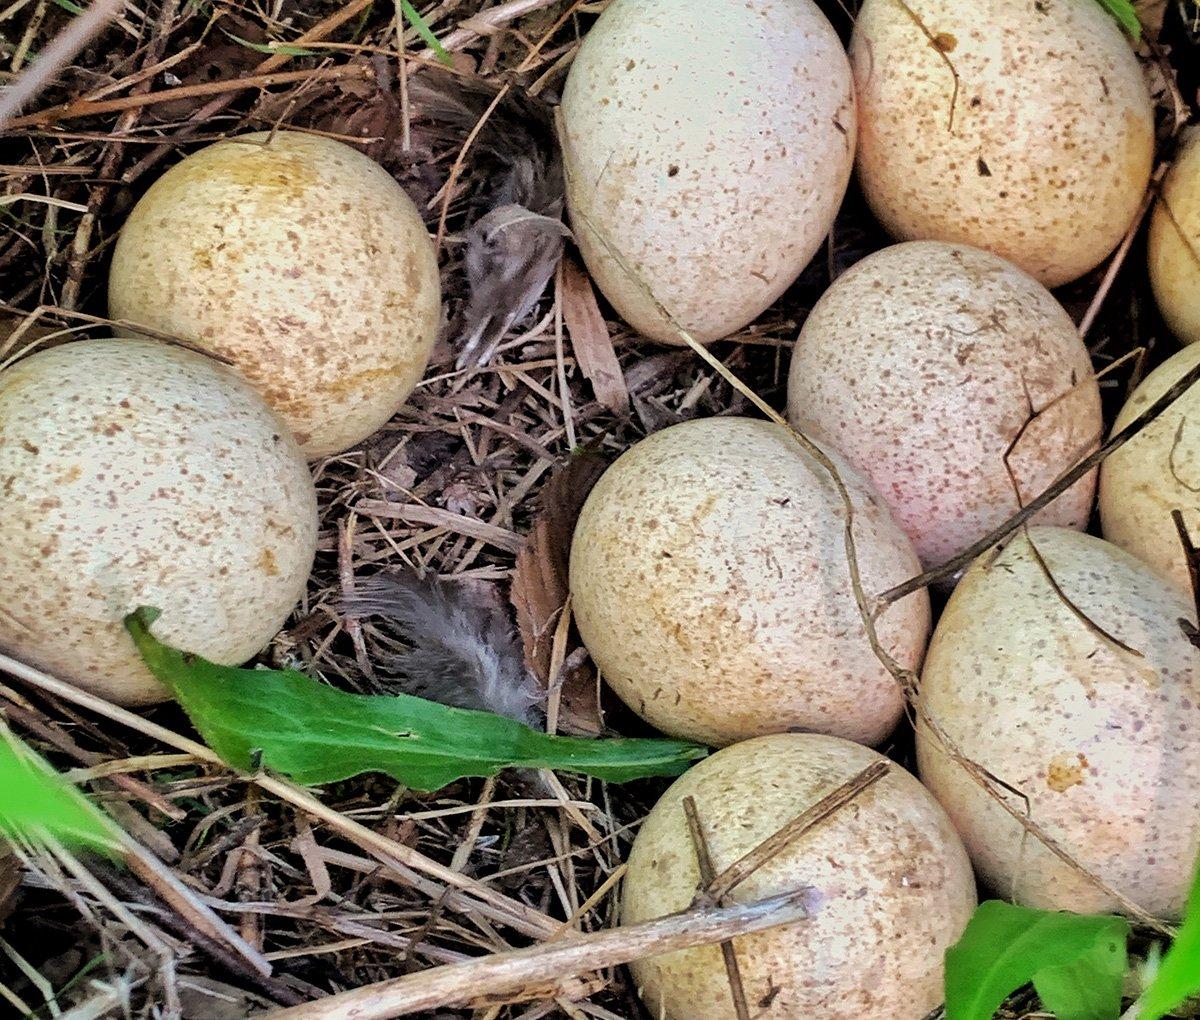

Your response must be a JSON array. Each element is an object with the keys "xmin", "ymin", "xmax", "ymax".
[
  {"xmin": 1173, "ymin": 509, "xmax": 1200, "ymax": 649},
  {"xmin": 700, "ymin": 760, "xmax": 890, "ymax": 905},
  {"xmin": 4, "ymin": 65, "xmax": 373, "ymax": 130},
  {"xmin": 424, "ymin": 0, "xmax": 562, "ymax": 56},
  {"xmin": 879, "ymin": 353, "xmax": 1200, "ymax": 603},
  {"xmin": 1078, "ymin": 163, "xmax": 1169, "ymax": 339},
  {"xmin": 0, "ymin": 0, "xmax": 126, "ymax": 129},
  {"xmin": 681, "ymin": 797, "xmax": 750, "ymax": 1020},
  {"xmin": 261, "ymin": 889, "xmax": 811, "ymax": 1019}
]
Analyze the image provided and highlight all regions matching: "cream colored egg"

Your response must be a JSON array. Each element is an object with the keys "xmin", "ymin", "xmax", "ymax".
[
  {"xmin": 788, "ymin": 241, "xmax": 1102, "ymax": 568},
  {"xmin": 561, "ymin": 0, "xmax": 855, "ymax": 345},
  {"xmin": 109, "ymin": 131, "xmax": 440, "ymax": 458},
  {"xmin": 0, "ymin": 338, "xmax": 318, "ymax": 706},
  {"xmin": 1149, "ymin": 130, "xmax": 1200, "ymax": 343},
  {"xmin": 568, "ymin": 417, "xmax": 929, "ymax": 747},
  {"xmin": 917, "ymin": 527, "xmax": 1200, "ymax": 917},
  {"xmin": 1100, "ymin": 344, "xmax": 1200, "ymax": 592},
  {"xmin": 851, "ymin": 0, "xmax": 1154, "ymax": 287},
  {"xmin": 624, "ymin": 733, "xmax": 976, "ymax": 1020}
]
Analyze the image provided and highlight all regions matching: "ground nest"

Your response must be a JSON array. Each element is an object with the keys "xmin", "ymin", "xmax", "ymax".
[{"xmin": 0, "ymin": 0, "xmax": 1198, "ymax": 1017}]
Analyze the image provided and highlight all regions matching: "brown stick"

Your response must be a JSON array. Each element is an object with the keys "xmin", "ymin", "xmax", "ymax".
[
  {"xmin": 1173, "ymin": 509, "xmax": 1200, "ymax": 649},
  {"xmin": 700, "ymin": 760, "xmax": 889, "ymax": 905},
  {"xmin": 4, "ymin": 65, "xmax": 373, "ymax": 130},
  {"xmin": 878, "ymin": 354, "xmax": 1200, "ymax": 603},
  {"xmin": 681, "ymin": 797, "xmax": 750, "ymax": 1020},
  {"xmin": 262, "ymin": 890, "xmax": 811, "ymax": 1020}
]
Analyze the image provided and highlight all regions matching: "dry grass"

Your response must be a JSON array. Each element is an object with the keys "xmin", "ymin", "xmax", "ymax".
[{"xmin": 0, "ymin": 0, "xmax": 1195, "ymax": 1017}]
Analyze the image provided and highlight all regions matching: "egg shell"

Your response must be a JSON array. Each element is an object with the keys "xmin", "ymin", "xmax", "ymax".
[
  {"xmin": 623, "ymin": 733, "xmax": 977, "ymax": 1020},
  {"xmin": 0, "ymin": 338, "xmax": 318, "ymax": 706},
  {"xmin": 851, "ymin": 0, "xmax": 1154, "ymax": 287},
  {"xmin": 561, "ymin": 0, "xmax": 855, "ymax": 345},
  {"xmin": 108, "ymin": 131, "xmax": 440, "ymax": 458},
  {"xmin": 787, "ymin": 241, "xmax": 1102, "ymax": 568},
  {"xmin": 1148, "ymin": 130, "xmax": 1200, "ymax": 344},
  {"xmin": 917, "ymin": 527, "xmax": 1200, "ymax": 917},
  {"xmin": 568, "ymin": 417, "xmax": 929, "ymax": 747},
  {"xmin": 1100, "ymin": 344, "xmax": 1200, "ymax": 592}
]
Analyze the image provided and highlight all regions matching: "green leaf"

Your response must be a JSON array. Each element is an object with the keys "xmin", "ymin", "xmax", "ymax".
[
  {"xmin": 944, "ymin": 900, "xmax": 1129, "ymax": 1020},
  {"xmin": 1094, "ymin": 0, "xmax": 1142, "ymax": 39},
  {"xmin": 125, "ymin": 608, "xmax": 706, "ymax": 791},
  {"xmin": 400, "ymin": 0, "xmax": 452, "ymax": 64},
  {"xmin": 1138, "ymin": 858, "xmax": 1200, "ymax": 1020},
  {"xmin": 0, "ymin": 725, "xmax": 116, "ymax": 854}
]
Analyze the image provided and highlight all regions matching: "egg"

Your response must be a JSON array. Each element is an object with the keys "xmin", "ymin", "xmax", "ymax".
[
  {"xmin": 0, "ymin": 338, "xmax": 318, "ymax": 706},
  {"xmin": 560, "ymin": 0, "xmax": 855, "ymax": 345},
  {"xmin": 623, "ymin": 733, "xmax": 976, "ymax": 1020},
  {"xmin": 917, "ymin": 527, "xmax": 1200, "ymax": 917},
  {"xmin": 1149, "ymin": 130, "xmax": 1200, "ymax": 343},
  {"xmin": 568, "ymin": 417, "xmax": 929, "ymax": 747},
  {"xmin": 1100, "ymin": 343, "xmax": 1200, "ymax": 592},
  {"xmin": 851, "ymin": 0, "xmax": 1154, "ymax": 287},
  {"xmin": 787, "ymin": 241, "xmax": 1102, "ymax": 568},
  {"xmin": 108, "ymin": 131, "xmax": 440, "ymax": 458}
]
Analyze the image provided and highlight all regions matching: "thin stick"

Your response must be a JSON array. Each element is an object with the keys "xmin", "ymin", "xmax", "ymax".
[
  {"xmin": 0, "ymin": 0, "xmax": 125, "ymax": 129},
  {"xmin": 1173, "ymin": 509, "xmax": 1200, "ymax": 649},
  {"xmin": 1078, "ymin": 164, "xmax": 1168, "ymax": 339},
  {"xmin": 879, "ymin": 353, "xmax": 1200, "ymax": 603},
  {"xmin": 4, "ymin": 65, "xmax": 373, "ymax": 130},
  {"xmin": 681, "ymin": 797, "xmax": 750, "ymax": 1020},
  {"xmin": 262, "ymin": 890, "xmax": 811, "ymax": 1020},
  {"xmin": 0, "ymin": 652, "xmax": 562, "ymax": 940},
  {"xmin": 701, "ymin": 760, "xmax": 890, "ymax": 905}
]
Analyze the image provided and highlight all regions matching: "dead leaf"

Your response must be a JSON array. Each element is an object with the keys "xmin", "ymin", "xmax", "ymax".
[
  {"xmin": 510, "ymin": 448, "xmax": 609, "ymax": 736},
  {"xmin": 560, "ymin": 256, "xmax": 630, "ymax": 416}
]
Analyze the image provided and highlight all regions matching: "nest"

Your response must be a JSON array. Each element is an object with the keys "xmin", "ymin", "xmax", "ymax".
[{"xmin": 0, "ymin": 0, "xmax": 1196, "ymax": 1017}]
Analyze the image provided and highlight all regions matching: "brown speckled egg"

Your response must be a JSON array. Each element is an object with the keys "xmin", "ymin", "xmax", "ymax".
[
  {"xmin": 561, "ymin": 0, "xmax": 855, "ymax": 345},
  {"xmin": 108, "ymin": 131, "xmax": 440, "ymax": 458},
  {"xmin": 623, "ymin": 733, "xmax": 976, "ymax": 1020},
  {"xmin": 0, "ymin": 338, "xmax": 318, "ymax": 706},
  {"xmin": 1100, "ymin": 343, "xmax": 1200, "ymax": 592},
  {"xmin": 917, "ymin": 527, "xmax": 1200, "ymax": 917},
  {"xmin": 1149, "ymin": 130, "xmax": 1200, "ymax": 344},
  {"xmin": 568, "ymin": 417, "xmax": 929, "ymax": 747},
  {"xmin": 851, "ymin": 0, "xmax": 1154, "ymax": 287},
  {"xmin": 787, "ymin": 241, "xmax": 1102, "ymax": 569}
]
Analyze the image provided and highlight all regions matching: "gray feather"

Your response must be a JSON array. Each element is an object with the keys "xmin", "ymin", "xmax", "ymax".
[{"xmin": 342, "ymin": 572, "xmax": 543, "ymax": 725}]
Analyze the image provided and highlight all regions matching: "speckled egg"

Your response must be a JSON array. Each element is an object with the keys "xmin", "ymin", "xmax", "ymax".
[
  {"xmin": 851, "ymin": 0, "xmax": 1154, "ymax": 287},
  {"xmin": 561, "ymin": 0, "xmax": 855, "ymax": 345},
  {"xmin": 1100, "ymin": 343, "xmax": 1200, "ymax": 592},
  {"xmin": 108, "ymin": 131, "xmax": 440, "ymax": 458},
  {"xmin": 1149, "ymin": 130, "xmax": 1200, "ymax": 343},
  {"xmin": 0, "ymin": 338, "xmax": 318, "ymax": 706},
  {"xmin": 917, "ymin": 527, "xmax": 1200, "ymax": 917},
  {"xmin": 568, "ymin": 417, "xmax": 929, "ymax": 747},
  {"xmin": 623, "ymin": 733, "xmax": 977, "ymax": 1019},
  {"xmin": 787, "ymin": 241, "xmax": 1102, "ymax": 568}
]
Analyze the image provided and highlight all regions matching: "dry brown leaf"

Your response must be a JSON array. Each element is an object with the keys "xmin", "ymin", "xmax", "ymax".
[
  {"xmin": 560, "ymin": 256, "xmax": 630, "ymax": 416},
  {"xmin": 510, "ymin": 448, "xmax": 609, "ymax": 736}
]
